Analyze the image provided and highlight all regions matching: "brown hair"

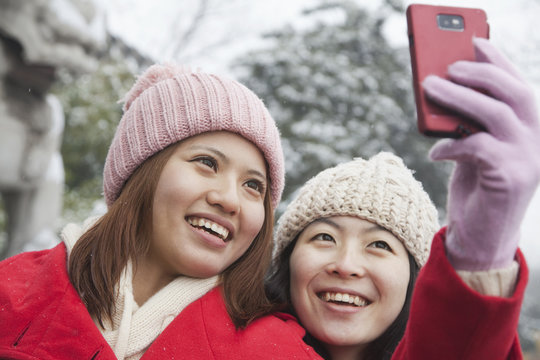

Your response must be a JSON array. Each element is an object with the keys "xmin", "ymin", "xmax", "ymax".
[
  {"xmin": 221, "ymin": 189, "xmax": 274, "ymax": 327},
  {"xmin": 69, "ymin": 141, "xmax": 274, "ymax": 328}
]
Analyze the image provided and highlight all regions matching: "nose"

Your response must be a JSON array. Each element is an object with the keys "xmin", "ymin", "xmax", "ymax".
[
  {"xmin": 326, "ymin": 248, "xmax": 366, "ymax": 278},
  {"xmin": 206, "ymin": 177, "xmax": 241, "ymax": 215}
]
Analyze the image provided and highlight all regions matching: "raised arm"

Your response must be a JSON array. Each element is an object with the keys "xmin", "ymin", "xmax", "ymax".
[{"xmin": 394, "ymin": 38, "xmax": 538, "ymax": 360}]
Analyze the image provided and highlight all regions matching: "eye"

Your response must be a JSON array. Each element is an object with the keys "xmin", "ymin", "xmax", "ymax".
[
  {"xmin": 192, "ymin": 156, "xmax": 217, "ymax": 171},
  {"xmin": 312, "ymin": 233, "xmax": 335, "ymax": 243},
  {"xmin": 368, "ymin": 240, "xmax": 393, "ymax": 252},
  {"xmin": 245, "ymin": 179, "xmax": 265, "ymax": 194}
]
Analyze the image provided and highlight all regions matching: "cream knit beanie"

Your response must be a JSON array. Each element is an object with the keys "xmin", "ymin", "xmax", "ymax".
[
  {"xmin": 103, "ymin": 64, "xmax": 284, "ymax": 208},
  {"xmin": 274, "ymin": 152, "xmax": 439, "ymax": 266}
]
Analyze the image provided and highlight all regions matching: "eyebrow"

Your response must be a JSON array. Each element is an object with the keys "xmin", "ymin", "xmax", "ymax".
[
  {"xmin": 312, "ymin": 218, "xmax": 389, "ymax": 234},
  {"xmin": 188, "ymin": 144, "xmax": 267, "ymax": 180},
  {"xmin": 189, "ymin": 144, "xmax": 227, "ymax": 160},
  {"xmin": 311, "ymin": 218, "xmax": 342, "ymax": 229},
  {"xmin": 365, "ymin": 223, "xmax": 388, "ymax": 233}
]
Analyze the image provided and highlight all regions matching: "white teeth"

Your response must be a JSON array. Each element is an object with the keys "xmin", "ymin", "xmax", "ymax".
[
  {"xmin": 188, "ymin": 217, "xmax": 230, "ymax": 240},
  {"xmin": 320, "ymin": 292, "xmax": 368, "ymax": 307}
]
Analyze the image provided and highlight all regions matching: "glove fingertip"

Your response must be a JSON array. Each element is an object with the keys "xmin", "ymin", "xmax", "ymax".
[
  {"xmin": 422, "ymin": 75, "xmax": 448, "ymax": 102},
  {"xmin": 422, "ymin": 74, "xmax": 441, "ymax": 89},
  {"xmin": 472, "ymin": 36, "xmax": 490, "ymax": 47},
  {"xmin": 429, "ymin": 149, "xmax": 445, "ymax": 162},
  {"xmin": 472, "ymin": 37, "xmax": 523, "ymax": 80},
  {"xmin": 429, "ymin": 139, "xmax": 453, "ymax": 161},
  {"xmin": 472, "ymin": 37, "xmax": 492, "ymax": 60}
]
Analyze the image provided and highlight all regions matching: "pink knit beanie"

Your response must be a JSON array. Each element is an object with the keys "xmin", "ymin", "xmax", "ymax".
[{"xmin": 103, "ymin": 64, "xmax": 284, "ymax": 208}]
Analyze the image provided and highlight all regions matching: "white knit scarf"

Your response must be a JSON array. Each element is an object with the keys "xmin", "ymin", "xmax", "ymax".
[{"xmin": 62, "ymin": 219, "xmax": 219, "ymax": 360}]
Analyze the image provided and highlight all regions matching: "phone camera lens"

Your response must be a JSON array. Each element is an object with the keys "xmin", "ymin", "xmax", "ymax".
[{"xmin": 437, "ymin": 14, "xmax": 464, "ymax": 31}]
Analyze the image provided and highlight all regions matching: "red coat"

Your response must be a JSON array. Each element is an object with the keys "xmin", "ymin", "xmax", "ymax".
[
  {"xmin": 0, "ymin": 243, "xmax": 320, "ymax": 360},
  {"xmin": 393, "ymin": 228, "xmax": 528, "ymax": 360},
  {"xmin": 0, "ymin": 228, "xmax": 527, "ymax": 360}
]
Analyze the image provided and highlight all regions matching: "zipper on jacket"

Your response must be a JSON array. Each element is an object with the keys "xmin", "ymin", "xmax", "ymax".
[
  {"xmin": 12, "ymin": 322, "xmax": 31, "ymax": 347},
  {"xmin": 90, "ymin": 346, "xmax": 103, "ymax": 360}
]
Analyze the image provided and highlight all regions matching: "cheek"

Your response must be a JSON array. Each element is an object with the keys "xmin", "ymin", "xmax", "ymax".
[
  {"xmin": 396, "ymin": 261, "xmax": 411, "ymax": 294},
  {"xmin": 381, "ymin": 261, "xmax": 411, "ymax": 312},
  {"xmin": 153, "ymin": 174, "xmax": 188, "ymax": 213},
  {"xmin": 289, "ymin": 247, "xmax": 314, "ymax": 305},
  {"xmin": 152, "ymin": 182, "xmax": 186, "ymax": 229},
  {"xmin": 242, "ymin": 202, "xmax": 266, "ymax": 239}
]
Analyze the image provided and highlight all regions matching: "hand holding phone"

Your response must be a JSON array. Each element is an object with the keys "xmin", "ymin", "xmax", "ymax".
[
  {"xmin": 407, "ymin": 4, "xmax": 489, "ymax": 137},
  {"xmin": 426, "ymin": 37, "xmax": 540, "ymax": 270}
]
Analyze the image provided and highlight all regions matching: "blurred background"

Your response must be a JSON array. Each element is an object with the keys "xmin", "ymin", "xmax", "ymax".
[{"xmin": 0, "ymin": 0, "xmax": 538, "ymax": 356}]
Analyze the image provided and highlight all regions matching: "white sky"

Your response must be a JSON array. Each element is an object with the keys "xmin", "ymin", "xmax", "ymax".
[{"xmin": 94, "ymin": 0, "xmax": 540, "ymax": 267}]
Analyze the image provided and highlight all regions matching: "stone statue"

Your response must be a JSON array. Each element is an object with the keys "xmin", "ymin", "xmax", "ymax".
[{"xmin": 0, "ymin": 0, "xmax": 106, "ymax": 258}]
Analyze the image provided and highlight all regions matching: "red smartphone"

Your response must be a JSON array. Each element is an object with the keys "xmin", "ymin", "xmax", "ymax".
[{"xmin": 407, "ymin": 4, "xmax": 489, "ymax": 138}]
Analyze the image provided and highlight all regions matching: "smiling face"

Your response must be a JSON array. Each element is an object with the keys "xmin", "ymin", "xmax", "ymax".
[
  {"xmin": 140, "ymin": 131, "xmax": 268, "ymax": 286},
  {"xmin": 289, "ymin": 216, "xmax": 411, "ymax": 358}
]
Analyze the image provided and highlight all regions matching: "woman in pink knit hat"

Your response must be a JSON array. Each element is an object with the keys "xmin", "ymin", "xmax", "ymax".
[
  {"xmin": 265, "ymin": 39, "xmax": 538, "ymax": 360},
  {"xmin": 0, "ymin": 64, "xmax": 320, "ymax": 359}
]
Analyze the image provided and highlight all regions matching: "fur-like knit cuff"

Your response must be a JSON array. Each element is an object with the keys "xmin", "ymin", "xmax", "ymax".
[{"xmin": 457, "ymin": 261, "xmax": 519, "ymax": 298}]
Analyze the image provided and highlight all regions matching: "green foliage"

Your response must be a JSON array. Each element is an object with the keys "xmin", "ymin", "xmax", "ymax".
[
  {"xmin": 52, "ymin": 59, "xmax": 135, "ymax": 223},
  {"xmin": 235, "ymin": 0, "xmax": 450, "ymax": 214}
]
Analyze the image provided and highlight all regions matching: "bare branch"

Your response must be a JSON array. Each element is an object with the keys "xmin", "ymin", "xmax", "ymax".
[{"xmin": 170, "ymin": 0, "xmax": 210, "ymax": 59}]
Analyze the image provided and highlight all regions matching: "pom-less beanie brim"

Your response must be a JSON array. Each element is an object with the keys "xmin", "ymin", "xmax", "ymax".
[{"xmin": 274, "ymin": 152, "xmax": 440, "ymax": 267}]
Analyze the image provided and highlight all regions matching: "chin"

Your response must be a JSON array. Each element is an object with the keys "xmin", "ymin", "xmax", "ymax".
[
  {"xmin": 178, "ymin": 262, "xmax": 224, "ymax": 279},
  {"xmin": 190, "ymin": 268, "xmax": 222, "ymax": 278},
  {"xmin": 317, "ymin": 331, "xmax": 368, "ymax": 347}
]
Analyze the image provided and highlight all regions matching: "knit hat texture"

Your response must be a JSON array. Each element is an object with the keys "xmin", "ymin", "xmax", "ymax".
[
  {"xmin": 103, "ymin": 64, "xmax": 284, "ymax": 208},
  {"xmin": 274, "ymin": 152, "xmax": 439, "ymax": 266}
]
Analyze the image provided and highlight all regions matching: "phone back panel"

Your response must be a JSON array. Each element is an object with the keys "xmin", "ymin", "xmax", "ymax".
[{"xmin": 407, "ymin": 4, "xmax": 489, "ymax": 137}]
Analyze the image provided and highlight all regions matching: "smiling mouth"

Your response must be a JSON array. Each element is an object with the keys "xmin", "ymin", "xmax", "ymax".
[
  {"xmin": 187, "ymin": 216, "xmax": 230, "ymax": 241},
  {"xmin": 317, "ymin": 292, "xmax": 370, "ymax": 307}
]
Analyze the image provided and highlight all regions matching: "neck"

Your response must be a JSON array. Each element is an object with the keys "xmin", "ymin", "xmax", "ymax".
[
  {"xmin": 325, "ymin": 343, "xmax": 365, "ymax": 360},
  {"xmin": 132, "ymin": 259, "xmax": 175, "ymax": 305}
]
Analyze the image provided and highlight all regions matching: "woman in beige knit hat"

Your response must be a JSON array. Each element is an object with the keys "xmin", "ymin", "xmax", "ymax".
[
  {"xmin": 267, "ymin": 152, "xmax": 440, "ymax": 360},
  {"xmin": 266, "ymin": 39, "xmax": 537, "ymax": 360}
]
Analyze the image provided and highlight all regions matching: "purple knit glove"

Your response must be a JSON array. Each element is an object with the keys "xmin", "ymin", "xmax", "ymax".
[{"xmin": 424, "ymin": 38, "xmax": 540, "ymax": 271}]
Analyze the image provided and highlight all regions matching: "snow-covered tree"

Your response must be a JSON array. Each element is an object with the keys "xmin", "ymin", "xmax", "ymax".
[
  {"xmin": 53, "ymin": 52, "xmax": 138, "ymax": 223},
  {"xmin": 235, "ymin": 0, "xmax": 450, "ymax": 214}
]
